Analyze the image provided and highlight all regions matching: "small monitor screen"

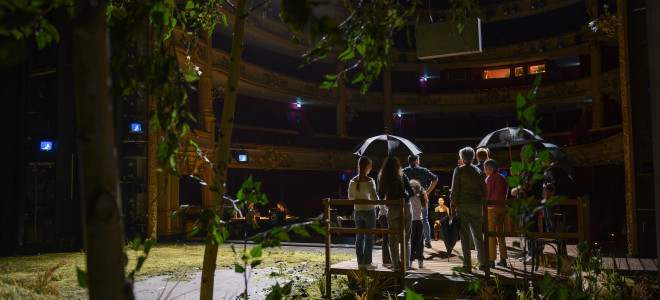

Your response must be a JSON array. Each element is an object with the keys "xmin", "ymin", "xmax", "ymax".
[
  {"xmin": 130, "ymin": 123, "xmax": 142, "ymax": 132},
  {"xmin": 238, "ymin": 154, "xmax": 248, "ymax": 162},
  {"xmin": 40, "ymin": 141, "xmax": 53, "ymax": 151}
]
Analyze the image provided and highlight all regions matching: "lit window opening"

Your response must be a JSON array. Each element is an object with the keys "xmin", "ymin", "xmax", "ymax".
[
  {"xmin": 529, "ymin": 64, "xmax": 546, "ymax": 74},
  {"xmin": 483, "ymin": 68, "xmax": 510, "ymax": 79},
  {"xmin": 515, "ymin": 67, "xmax": 524, "ymax": 77}
]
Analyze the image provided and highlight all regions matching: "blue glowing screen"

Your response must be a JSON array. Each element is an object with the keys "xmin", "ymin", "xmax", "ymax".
[
  {"xmin": 130, "ymin": 123, "xmax": 142, "ymax": 132},
  {"xmin": 41, "ymin": 141, "xmax": 53, "ymax": 151},
  {"xmin": 238, "ymin": 154, "xmax": 248, "ymax": 162}
]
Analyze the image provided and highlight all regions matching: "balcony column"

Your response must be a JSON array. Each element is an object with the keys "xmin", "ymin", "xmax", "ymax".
[
  {"xmin": 616, "ymin": 0, "xmax": 637, "ymax": 256},
  {"xmin": 383, "ymin": 70, "xmax": 393, "ymax": 134},
  {"xmin": 336, "ymin": 62, "xmax": 347, "ymax": 137},
  {"xmin": 199, "ymin": 33, "xmax": 216, "ymax": 135},
  {"xmin": 587, "ymin": 0, "xmax": 603, "ymax": 129},
  {"xmin": 589, "ymin": 38, "xmax": 603, "ymax": 129}
]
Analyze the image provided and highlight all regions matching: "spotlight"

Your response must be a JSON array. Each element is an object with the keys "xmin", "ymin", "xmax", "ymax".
[
  {"xmin": 397, "ymin": 113, "xmax": 402, "ymax": 118},
  {"xmin": 296, "ymin": 103, "xmax": 301, "ymax": 108}
]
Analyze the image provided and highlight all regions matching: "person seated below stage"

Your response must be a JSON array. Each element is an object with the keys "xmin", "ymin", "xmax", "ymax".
[{"xmin": 432, "ymin": 197, "xmax": 450, "ymax": 241}]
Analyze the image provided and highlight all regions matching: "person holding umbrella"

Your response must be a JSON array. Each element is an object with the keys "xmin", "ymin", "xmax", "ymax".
[
  {"xmin": 348, "ymin": 156, "xmax": 379, "ymax": 270},
  {"xmin": 378, "ymin": 157, "xmax": 414, "ymax": 271},
  {"xmin": 450, "ymin": 147, "xmax": 488, "ymax": 272}
]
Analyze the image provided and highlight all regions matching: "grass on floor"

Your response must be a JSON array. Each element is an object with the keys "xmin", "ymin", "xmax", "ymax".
[{"xmin": 0, "ymin": 243, "xmax": 355, "ymax": 299}]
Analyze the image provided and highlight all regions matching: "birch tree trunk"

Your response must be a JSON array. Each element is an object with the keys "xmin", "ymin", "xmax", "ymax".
[
  {"xmin": 200, "ymin": 0, "xmax": 247, "ymax": 298},
  {"xmin": 72, "ymin": 0, "xmax": 129, "ymax": 298}
]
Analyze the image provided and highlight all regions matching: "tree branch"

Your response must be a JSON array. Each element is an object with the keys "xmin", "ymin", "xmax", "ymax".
[
  {"xmin": 223, "ymin": 0, "xmax": 236, "ymax": 12},
  {"xmin": 246, "ymin": 0, "xmax": 268, "ymax": 16}
]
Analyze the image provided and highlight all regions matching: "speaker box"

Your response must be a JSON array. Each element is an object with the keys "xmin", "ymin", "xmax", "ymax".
[{"xmin": 416, "ymin": 18, "xmax": 482, "ymax": 59}]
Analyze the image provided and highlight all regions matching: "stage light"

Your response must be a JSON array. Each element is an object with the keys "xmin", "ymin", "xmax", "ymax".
[
  {"xmin": 40, "ymin": 141, "xmax": 53, "ymax": 151},
  {"xmin": 296, "ymin": 103, "xmax": 301, "ymax": 108},
  {"xmin": 130, "ymin": 123, "xmax": 142, "ymax": 132},
  {"xmin": 397, "ymin": 113, "xmax": 402, "ymax": 118}
]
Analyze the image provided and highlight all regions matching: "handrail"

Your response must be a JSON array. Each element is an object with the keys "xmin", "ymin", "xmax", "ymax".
[
  {"xmin": 481, "ymin": 196, "xmax": 590, "ymax": 278},
  {"xmin": 323, "ymin": 198, "xmax": 407, "ymax": 299}
]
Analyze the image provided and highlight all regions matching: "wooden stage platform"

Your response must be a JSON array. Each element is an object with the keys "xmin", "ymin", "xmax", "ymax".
[{"xmin": 330, "ymin": 237, "xmax": 577, "ymax": 285}]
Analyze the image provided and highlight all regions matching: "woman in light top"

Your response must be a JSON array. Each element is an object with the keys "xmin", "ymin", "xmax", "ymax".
[
  {"xmin": 409, "ymin": 180, "xmax": 429, "ymax": 268},
  {"xmin": 348, "ymin": 156, "xmax": 379, "ymax": 270}
]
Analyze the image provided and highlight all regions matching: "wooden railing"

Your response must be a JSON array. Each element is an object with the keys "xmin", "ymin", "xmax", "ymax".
[
  {"xmin": 323, "ymin": 198, "xmax": 406, "ymax": 299},
  {"xmin": 481, "ymin": 197, "xmax": 591, "ymax": 278}
]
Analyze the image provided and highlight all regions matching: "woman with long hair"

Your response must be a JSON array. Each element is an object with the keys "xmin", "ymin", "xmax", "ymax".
[
  {"xmin": 348, "ymin": 156, "xmax": 379, "ymax": 269},
  {"xmin": 377, "ymin": 156, "xmax": 414, "ymax": 270},
  {"xmin": 409, "ymin": 179, "xmax": 428, "ymax": 268}
]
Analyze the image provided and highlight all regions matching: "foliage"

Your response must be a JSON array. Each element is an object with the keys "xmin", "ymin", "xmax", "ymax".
[
  {"xmin": 283, "ymin": 0, "xmax": 420, "ymax": 95},
  {"xmin": 0, "ymin": 0, "xmax": 73, "ymax": 68},
  {"xmin": 30, "ymin": 260, "xmax": 67, "ymax": 296},
  {"xmin": 346, "ymin": 269, "xmax": 393, "ymax": 299}
]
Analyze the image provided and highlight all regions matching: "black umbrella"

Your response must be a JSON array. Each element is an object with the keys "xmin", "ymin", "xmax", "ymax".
[
  {"xmin": 541, "ymin": 143, "xmax": 575, "ymax": 181},
  {"xmin": 352, "ymin": 134, "xmax": 422, "ymax": 157},
  {"xmin": 476, "ymin": 127, "xmax": 543, "ymax": 149},
  {"xmin": 440, "ymin": 216, "xmax": 461, "ymax": 261}
]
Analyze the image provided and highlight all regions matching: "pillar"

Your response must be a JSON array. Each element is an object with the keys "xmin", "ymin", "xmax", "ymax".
[
  {"xmin": 383, "ymin": 70, "xmax": 393, "ymax": 134},
  {"xmin": 336, "ymin": 62, "xmax": 347, "ymax": 137},
  {"xmin": 616, "ymin": 0, "xmax": 637, "ymax": 256},
  {"xmin": 199, "ymin": 33, "xmax": 216, "ymax": 135},
  {"xmin": 587, "ymin": 0, "xmax": 604, "ymax": 129},
  {"xmin": 646, "ymin": 0, "xmax": 660, "ymax": 277}
]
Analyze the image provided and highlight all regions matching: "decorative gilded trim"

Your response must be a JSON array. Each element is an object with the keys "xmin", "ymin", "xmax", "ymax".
[
  {"xmin": 616, "ymin": 0, "xmax": 637, "ymax": 256},
  {"xmin": 226, "ymin": 134, "xmax": 623, "ymax": 171}
]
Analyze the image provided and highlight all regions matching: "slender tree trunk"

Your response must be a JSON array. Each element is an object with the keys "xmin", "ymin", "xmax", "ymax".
[
  {"xmin": 72, "ymin": 0, "xmax": 129, "ymax": 298},
  {"xmin": 200, "ymin": 0, "xmax": 247, "ymax": 298}
]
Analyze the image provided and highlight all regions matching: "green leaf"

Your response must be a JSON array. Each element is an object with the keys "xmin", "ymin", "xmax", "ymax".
[
  {"xmin": 254, "ymin": 181, "xmax": 261, "ymax": 192},
  {"xmin": 185, "ymin": 1, "xmax": 194, "ymax": 9},
  {"xmin": 337, "ymin": 46, "xmax": 355, "ymax": 60},
  {"xmin": 511, "ymin": 162, "xmax": 524, "ymax": 175},
  {"xmin": 143, "ymin": 239, "xmax": 154, "ymax": 254},
  {"xmin": 156, "ymin": 142, "xmax": 169, "ymax": 163},
  {"xmin": 76, "ymin": 267, "xmax": 88, "ymax": 288},
  {"xmin": 183, "ymin": 68, "xmax": 200, "ymax": 82},
  {"xmin": 351, "ymin": 72, "xmax": 365, "ymax": 85},
  {"xmin": 405, "ymin": 287, "xmax": 424, "ymax": 300},
  {"xmin": 508, "ymin": 176, "xmax": 520, "ymax": 188},
  {"xmin": 236, "ymin": 188, "xmax": 244, "ymax": 200},
  {"xmin": 189, "ymin": 139, "xmax": 199, "ymax": 150},
  {"xmin": 360, "ymin": 83, "xmax": 369, "ymax": 95},
  {"xmin": 250, "ymin": 260, "xmax": 262, "ymax": 268},
  {"xmin": 221, "ymin": 14, "xmax": 228, "ymax": 27},
  {"xmin": 537, "ymin": 149, "xmax": 550, "ymax": 164},
  {"xmin": 234, "ymin": 264, "xmax": 245, "ymax": 273},
  {"xmin": 323, "ymin": 74, "xmax": 337, "ymax": 81},
  {"xmin": 250, "ymin": 245, "xmax": 263, "ymax": 258},
  {"xmin": 135, "ymin": 256, "xmax": 147, "ymax": 272},
  {"xmin": 293, "ymin": 225, "xmax": 310, "ymax": 237},
  {"xmin": 516, "ymin": 92, "xmax": 526, "ymax": 109},
  {"xmin": 521, "ymin": 145, "xmax": 535, "ymax": 160},
  {"xmin": 356, "ymin": 43, "xmax": 366, "ymax": 56},
  {"xmin": 512, "ymin": 241, "xmax": 521, "ymax": 248},
  {"xmin": 319, "ymin": 81, "xmax": 336, "ymax": 89},
  {"xmin": 533, "ymin": 74, "xmax": 543, "ymax": 87},
  {"xmin": 132, "ymin": 236, "xmax": 141, "ymax": 251},
  {"xmin": 522, "ymin": 103, "xmax": 537, "ymax": 124}
]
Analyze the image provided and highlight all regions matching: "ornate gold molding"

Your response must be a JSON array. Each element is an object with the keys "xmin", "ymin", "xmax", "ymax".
[{"xmin": 226, "ymin": 134, "xmax": 623, "ymax": 172}]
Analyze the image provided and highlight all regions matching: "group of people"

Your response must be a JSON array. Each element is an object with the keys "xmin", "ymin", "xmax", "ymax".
[{"xmin": 348, "ymin": 145, "xmax": 560, "ymax": 272}]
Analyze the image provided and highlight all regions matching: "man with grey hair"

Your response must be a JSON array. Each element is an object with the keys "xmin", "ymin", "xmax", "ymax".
[{"xmin": 450, "ymin": 146, "xmax": 487, "ymax": 272}]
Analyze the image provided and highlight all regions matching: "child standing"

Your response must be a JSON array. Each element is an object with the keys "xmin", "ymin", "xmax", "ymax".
[{"xmin": 409, "ymin": 180, "xmax": 428, "ymax": 268}]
